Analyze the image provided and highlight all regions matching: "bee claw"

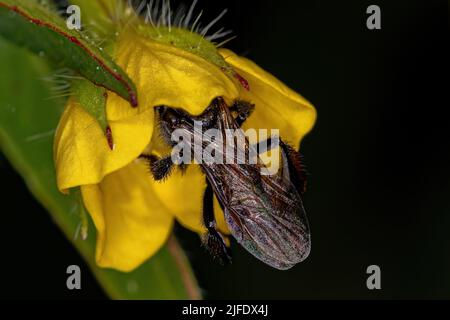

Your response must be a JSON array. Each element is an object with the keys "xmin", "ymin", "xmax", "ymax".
[
  {"xmin": 202, "ymin": 230, "xmax": 232, "ymax": 265},
  {"xmin": 139, "ymin": 154, "xmax": 174, "ymax": 181}
]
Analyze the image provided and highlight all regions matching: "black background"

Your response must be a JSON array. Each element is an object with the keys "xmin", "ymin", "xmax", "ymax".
[{"xmin": 0, "ymin": 0, "xmax": 448, "ymax": 299}]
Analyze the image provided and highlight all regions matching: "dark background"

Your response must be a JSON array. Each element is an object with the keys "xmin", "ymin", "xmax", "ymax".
[{"xmin": 0, "ymin": 0, "xmax": 448, "ymax": 299}]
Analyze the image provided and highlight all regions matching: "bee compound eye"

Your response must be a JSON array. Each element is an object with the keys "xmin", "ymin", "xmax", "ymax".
[
  {"xmin": 163, "ymin": 110, "xmax": 181, "ymax": 127},
  {"xmin": 155, "ymin": 105, "xmax": 165, "ymax": 114}
]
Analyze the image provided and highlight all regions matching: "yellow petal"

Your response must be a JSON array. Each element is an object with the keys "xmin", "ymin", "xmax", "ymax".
[
  {"xmin": 55, "ymin": 32, "xmax": 241, "ymax": 191},
  {"xmin": 115, "ymin": 31, "xmax": 240, "ymax": 116},
  {"xmin": 54, "ymin": 98, "xmax": 154, "ymax": 191},
  {"xmin": 147, "ymin": 133, "xmax": 229, "ymax": 234},
  {"xmin": 219, "ymin": 49, "xmax": 317, "ymax": 149},
  {"xmin": 149, "ymin": 163, "xmax": 230, "ymax": 235},
  {"xmin": 81, "ymin": 161, "xmax": 173, "ymax": 272},
  {"xmin": 213, "ymin": 196, "xmax": 230, "ymax": 235},
  {"xmin": 150, "ymin": 165, "xmax": 205, "ymax": 233}
]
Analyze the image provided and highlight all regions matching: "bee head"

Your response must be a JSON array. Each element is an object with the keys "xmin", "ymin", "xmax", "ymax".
[{"xmin": 156, "ymin": 106, "xmax": 183, "ymax": 128}]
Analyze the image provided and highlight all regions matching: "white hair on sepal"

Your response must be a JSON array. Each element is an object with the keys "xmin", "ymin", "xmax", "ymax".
[
  {"xmin": 167, "ymin": 0, "xmax": 172, "ymax": 31},
  {"xmin": 190, "ymin": 10, "xmax": 203, "ymax": 32},
  {"xmin": 200, "ymin": 9, "xmax": 227, "ymax": 36},
  {"xmin": 215, "ymin": 35, "xmax": 237, "ymax": 48},
  {"xmin": 132, "ymin": 0, "xmax": 234, "ymax": 45},
  {"xmin": 41, "ymin": 68, "xmax": 83, "ymax": 100},
  {"xmin": 158, "ymin": 0, "xmax": 167, "ymax": 27},
  {"xmin": 184, "ymin": 0, "xmax": 198, "ymax": 28},
  {"xmin": 135, "ymin": 0, "xmax": 148, "ymax": 16},
  {"xmin": 146, "ymin": 3, "xmax": 163, "ymax": 38},
  {"xmin": 194, "ymin": 22, "xmax": 202, "ymax": 34},
  {"xmin": 206, "ymin": 29, "xmax": 233, "ymax": 41},
  {"xmin": 173, "ymin": 4, "xmax": 187, "ymax": 28}
]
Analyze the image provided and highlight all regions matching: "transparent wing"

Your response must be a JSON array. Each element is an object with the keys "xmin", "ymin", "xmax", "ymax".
[
  {"xmin": 203, "ymin": 161, "xmax": 310, "ymax": 270},
  {"xmin": 178, "ymin": 101, "xmax": 311, "ymax": 270}
]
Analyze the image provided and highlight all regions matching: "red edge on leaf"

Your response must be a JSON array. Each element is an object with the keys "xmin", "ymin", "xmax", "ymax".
[
  {"xmin": 220, "ymin": 66, "xmax": 250, "ymax": 91},
  {"xmin": 105, "ymin": 126, "xmax": 114, "ymax": 150},
  {"xmin": 233, "ymin": 71, "xmax": 250, "ymax": 91},
  {"xmin": 0, "ymin": 3, "xmax": 138, "ymax": 107},
  {"xmin": 233, "ymin": 72, "xmax": 250, "ymax": 91}
]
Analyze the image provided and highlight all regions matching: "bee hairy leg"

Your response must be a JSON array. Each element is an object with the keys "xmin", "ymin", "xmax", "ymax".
[
  {"xmin": 279, "ymin": 140, "xmax": 308, "ymax": 195},
  {"xmin": 254, "ymin": 136, "xmax": 277, "ymax": 154},
  {"xmin": 253, "ymin": 138, "xmax": 308, "ymax": 195},
  {"xmin": 202, "ymin": 180, "xmax": 232, "ymax": 265},
  {"xmin": 139, "ymin": 154, "xmax": 174, "ymax": 181}
]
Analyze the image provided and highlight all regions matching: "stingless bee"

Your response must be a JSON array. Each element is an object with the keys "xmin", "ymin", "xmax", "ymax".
[{"xmin": 141, "ymin": 97, "xmax": 310, "ymax": 270}]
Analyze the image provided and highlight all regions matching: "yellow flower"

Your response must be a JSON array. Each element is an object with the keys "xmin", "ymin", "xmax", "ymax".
[{"xmin": 54, "ymin": 17, "xmax": 316, "ymax": 272}]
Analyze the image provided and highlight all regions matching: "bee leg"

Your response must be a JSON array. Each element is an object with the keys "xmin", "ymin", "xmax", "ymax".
[
  {"xmin": 230, "ymin": 100, "xmax": 255, "ymax": 127},
  {"xmin": 139, "ymin": 154, "xmax": 174, "ymax": 181},
  {"xmin": 254, "ymin": 136, "xmax": 276, "ymax": 154},
  {"xmin": 279, "ymin": 140, "xmax": 308, "ymax": 195},
  {"xmin": 202, "ymin": 180, "xmax": 232, "ymax": 265},
  {"xmin": 254, "ymin": 138, "xmax": 308, "ymax": 195}
]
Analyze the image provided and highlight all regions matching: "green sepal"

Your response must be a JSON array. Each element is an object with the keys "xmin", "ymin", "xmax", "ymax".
[
  {"xmin": 72, "ymin": 79, "xmax": 108, "ymax": 132},
  {"xmin": 0, "ymin": 0, "xmax": 138, "ymax": 107},
  {"xmin": 0, "ymin": 37, "xmax": 201, "ymax": 300}
]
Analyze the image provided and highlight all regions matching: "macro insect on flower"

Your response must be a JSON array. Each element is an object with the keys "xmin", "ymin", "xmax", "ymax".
[
  {"xmin": 1, "ymin": 0, "xmax": 316, "ymax": 272},
  {"xmin": 149, "ymin": 97, "xmax": 311, "ymax": 270}
]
